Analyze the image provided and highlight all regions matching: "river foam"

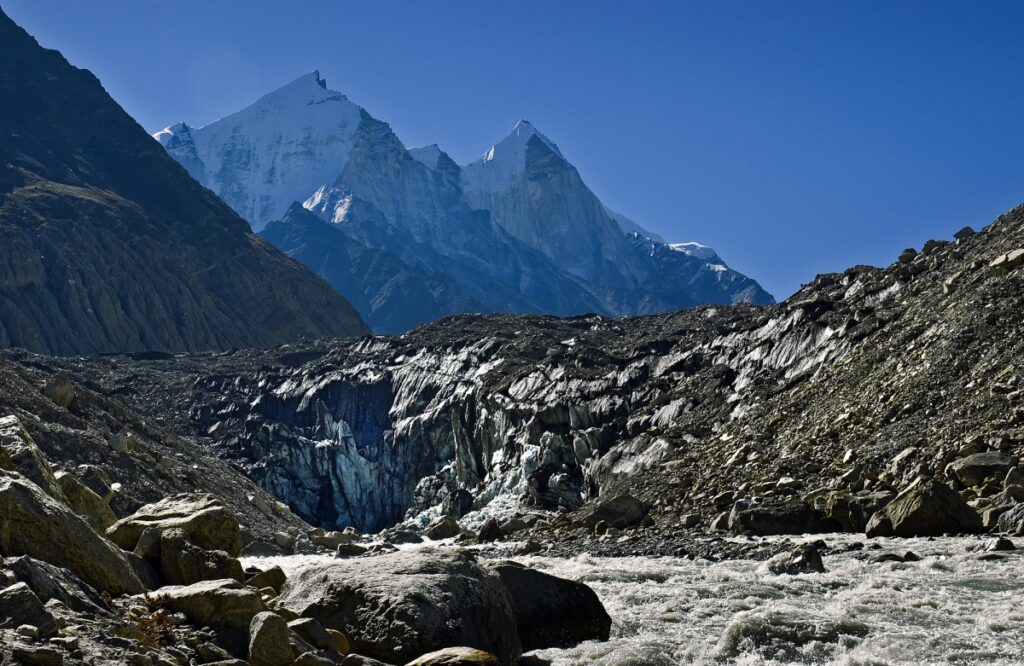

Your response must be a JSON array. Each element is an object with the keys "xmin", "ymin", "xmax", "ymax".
[{"xmin": 520, "ymin": 535, "xmax": 1024, "ymax": 665}]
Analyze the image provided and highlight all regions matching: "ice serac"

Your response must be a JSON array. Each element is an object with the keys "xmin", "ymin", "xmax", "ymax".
[
  {"xmin": 0, "ymin": 13, "xmax": 368, "ymax": 355},
  {"xmin": 157, "ymin": 79, "xmax": 774, "ymax": 333}
]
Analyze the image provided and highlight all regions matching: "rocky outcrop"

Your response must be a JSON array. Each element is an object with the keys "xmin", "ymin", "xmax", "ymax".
[
  {"xmin": 0, "ymin": 9, "xmax": 368, "ymax": 356},
  {"xmin": 0, "ymin": 415, "xmax": 66, "ymax": 503},
  {"xmin": 53, "ymin": 470, "xmax": 116, "ymax": 531},
  {"xmin": 0, "ymin": 470, "xmax": 143, "ymax": 595},
  {"xmin": 275, "ymin": 550, "xmax": 522, "ymax": 665},
  {"xmin": 488, "ymin": 560, "xmax": 611, "ymax": 650}
]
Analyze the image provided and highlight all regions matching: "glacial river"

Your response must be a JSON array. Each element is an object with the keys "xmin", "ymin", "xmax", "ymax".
[{"xmin": 246, "ymin": 534, "xmax": 1024, "ymax": 665}]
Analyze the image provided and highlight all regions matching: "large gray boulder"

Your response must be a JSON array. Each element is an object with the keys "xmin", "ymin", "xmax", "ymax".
[
  {"xmin": 159, "ymin": 528, "xmax": 245, "ymax": 586},
  {"xmin": 107, "ymin": 493, "xmax": 243, "ymax": 556},
  {"xmin": 275, "ymin": 550, "xmax": 521, "ymax": 665},
  {"xmin": 729, "ymin": 501, "xmax": 840, "ymax": 535},
  {"xmin": 947, "ymin": 452, "xmax": 1016, "ymax": 488},
  {"xmin": 0, "ymin": 582, "xmax": 58, "ymax": 638},
  {"xmin": 0, "ymin": 470, "xmax": 144, "ymax": 595},
  {"xmin": 249, "ymin": 611, "xmax": 295, "ymax": 666},
  {"xmin": 5, "ymin": 556, "xmax": 110, "ymax": 615},
  {"xmin": 147, "ymin": 578, "xmax": 263, "ymax": 629},
  {"xmin": 488, "ymin": 560, "xmax": 610, "ymax": 650},
  {"xmin": 865, "ymin": 478, "xmax": 983, "ymax": 537},
  {"xmin": 997, "ymin": 504, "xmax": 1024, "ymax": 534},
  {"xmin": 578, "ymin": 494, "xmax": 648, "ymax": 529}
]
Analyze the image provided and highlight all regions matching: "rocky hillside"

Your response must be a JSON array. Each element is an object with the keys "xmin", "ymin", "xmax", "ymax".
[
  {"xmin": 157, "ymin": 74, "xmax": 772, "ymax": 333},
  {"xmin": 0, "ymin": 10, "xmax": 368, "ymax": 355},
  {"xmin": 36, "ymin": 203, "xmax": 1024, "ymax": 543}
]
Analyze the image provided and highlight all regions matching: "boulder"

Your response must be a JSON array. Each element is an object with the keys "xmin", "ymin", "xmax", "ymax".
[
  {"xmin": 865, "ymin": 478, "xmax": 983, "ymax": 537},
  {"xmin": 0, "ymin": 470, "xmax": 144, "ymax": 595},
  {"xmin": 40, "ymin": 373, "xmax": 75, "ymax": 408},
  {"xmin": 11, "ymin": 643, "xmax": 64, "ymax": 666},
  {"xmin": 405, "ymin": 647, "xmax": 500, "ymax": 665},
  {"xmin": 159, "ymin": 528, "xmax": 245, "ymax": 585},
  {"xmin": 947, "ymin": 452, "xmax": 1016, "ymax": 488},
  {"xmin": 247, "ymin": 566, "xmax": 287, "ymax": 594},
  {"xmin": 275, "ymin": 550, "xmax": 521, "ymax": 665},
  {"xmin": 0, "ymin": 415, "xmax": 67, "ymax": 504},
  {"xmin": 5, "ymin": 556, "xmax": 110, "ymax": 615},
  {"xmin": 488, "ymin": 560, "xmax": 611, "ymax": 650},
  {"xmin": 442, "ymin": 489, "xmax": 474, "ymax": 519},
  {"xmin": 997, "ymin": 504, "xmax": 1024, "ymax": 535},
  {"xmin": 425, "ymin": 515, "xmax": 460, "ymax": 540},
  {"xmin": 821, "ymin": 491, "xmax": 894, "ymax": 532},
  {"xmin": 107, "ymin": 493, "xmax": 243, "ymax": 556},
  {"xmin": 578, "ymin": 494, "xmax": 648, "ymax": 530},
  {"xmin": 477, "ymin": 518, "xmax": 503, "ymax": 543},
  {"xmin": 147, "ymin": 579, "xmax": 263, "ymax": 629},
  {"xmin": 54, "ymin": 470, "xmax": 117, "ymax": 531},
  {"xmin": 766, "ymin": 542, "xmax": 827, "ymax": 575},
  {"xmin": 248, "ymin": 611, "xmax": 295, "ymax": 666},
  {"xmin": 728, "ymin": 501, "xmax": 840, "ymax": 535},
  {"xmin": 288, "ymin": 617, "xmax": 332, "ymax": 650},
  {"xmin": 0, "ymin": 582, "xmax": 58, "ymax": 638}
]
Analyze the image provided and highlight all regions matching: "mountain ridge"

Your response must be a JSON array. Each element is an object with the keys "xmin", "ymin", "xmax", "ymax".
[{"xmin": 156, "ymin": 73, "xmax": 774, "ymax": 333}]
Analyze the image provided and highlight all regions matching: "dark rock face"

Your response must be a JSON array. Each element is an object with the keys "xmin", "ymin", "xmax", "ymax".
[
  {"xmin": 0, "ymin": 9, "xmax": 367, "ymax": 355},
  {"xmin": 275, "ymin": 551, "xmax": 522, "ymax": 665},
  {"xmin": 489, "ymin": 561, "xmax": 611, "ymax": 650},
  {"xmin": 578, "ymin": 494, "xmax": 649, "ymax": 530},
  {"xmin": 0, "ymin": 582, "xmax": 58, "ymax": 638},
  {"xmin": 729, "ymin": 502, "xmax": 840, "ymax": 536}
]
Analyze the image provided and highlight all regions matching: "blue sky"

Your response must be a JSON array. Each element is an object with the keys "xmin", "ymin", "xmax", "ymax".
[{"xmin": 6, "ymin": 1, "xmax": 1024, "ymax": 299}]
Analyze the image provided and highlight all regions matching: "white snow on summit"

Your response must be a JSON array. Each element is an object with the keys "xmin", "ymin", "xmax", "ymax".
[
  {"xmin": 152, "ymin": 71, "xmax": 363, "ymax": 231},
  {"xmin": 461, "ymin": 120, "xmax": 562, "ymax": 195},
  {"xmin": 669, "ymin": 241, "xmax": 722, "ymax": 263}
]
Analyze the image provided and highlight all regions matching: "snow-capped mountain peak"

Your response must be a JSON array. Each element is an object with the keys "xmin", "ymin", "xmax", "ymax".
[
  {"xmin": 669, "ymin": 241, "xmax": 722, "ymax": 263},
  {"xmin": 151, "ymin": 71, "xmax": 364, "ymax": 231},
  {"xmin": 461, "ymin": 119, "xmax": 564, "ymax": 195}
]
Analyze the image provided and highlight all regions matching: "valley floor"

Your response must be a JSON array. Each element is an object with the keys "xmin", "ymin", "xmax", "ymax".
[{"xmin": 250, "ymin": 534, "xmax": 1022, "ymax": 665}]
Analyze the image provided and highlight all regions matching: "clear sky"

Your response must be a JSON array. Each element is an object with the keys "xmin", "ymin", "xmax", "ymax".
[{"xmin": 6, "ymin": 1, "xmax": 1024, "ymax": 299}]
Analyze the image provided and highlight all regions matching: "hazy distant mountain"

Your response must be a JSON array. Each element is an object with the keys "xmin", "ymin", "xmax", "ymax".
[
  {"xmin": 0, "ymin": 14, "xmax": 368, "ymax": 355},
  {"xmin": 156, "ymin": 73, "xmax": 773, "ymax": 332}
]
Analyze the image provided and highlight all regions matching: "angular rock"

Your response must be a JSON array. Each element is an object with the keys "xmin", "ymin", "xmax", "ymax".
[
  {"xmin": 489, "ymin": 560, "xmax": 611, "ymax": 650},
  {"xmin": 578, "ymin": 494, "xmax": 648, "ymax": 530},
  {"xmin": 821, "ymin": 490, "xmax": 894, "ymax": 532},
  {"xmin": 728, "ymin": 501, "xmax": 839, "ymax": 536},
  {"xmin": 54, "ymin": 470, "xmax": 117, "ymax": 531},
  {"xmin": 147, "ymin": 579, "xmax": 263, "ymax": 629},
  {"xmin": 766, "ymin": 542, "xmax": 827, "ymax": 575},
  {"xmin": 997, "ymin": 503, "xmax": 1024, "ymax": 535},
  {"xmin": 5, "ymin": 556, "xmax": 110, "ymax": 615},
  {"xmin": 107, "ymin": 493, "xmax": 243, "ymax": 557},
  {"xmin": 477, "ymin": 518, "xmax": 503, "ymax": 543},
  {"xmin": 10, "ymin": 643, "xmax": 64, "ymax": 666},
  {"xmin": 288, "ymin": 617, "xmax": 332, "ymax": 650},
  {"xmin": 0, "ymin": 582, "xmax": 57, "ymax": 638},
  {"xmin": 866, "ymin": 478, "xmax": 983, "ymax": 537},
  {"xmin": 405, "ymin": 647, "xmax": 501, "ymax": 665},
  {"xmin": 0, "ymin": 470, "xmax": 144, "ymax": 595},
  {"xmin": 275, "ymin": 550, "xmax": 521, "ymax": 665},
  {"xmin": 425, "ymin": 515, "xmax": 460, "ymax": 540},
  {"xmin": 159, "ymin": 528, "xmax": 244, "ymax": 586},
  {"xmin": 248, "ymin": 611, "xmax": 294, "ymax": 666},
  {"xmin": 947, "ymin": 452, "xmax": 1016, "ymax": 488},
  {"xmin": 0, "ymin": 416, "xmax": 67, "ymax": 504},
  {"xmin": 247, "ymin": 566, "xmax": 287, "ymax": 594}
]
